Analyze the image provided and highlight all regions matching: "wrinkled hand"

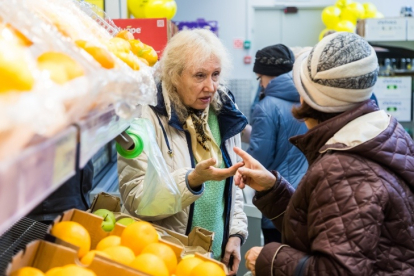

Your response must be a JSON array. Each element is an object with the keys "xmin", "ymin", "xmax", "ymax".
[
  {"xmin": 233, "ymin": 147, "xmax": 276, "ymax": 192},
  {"xmin": 222, "ymin": 236, "xmax": 241, "ymax": 275},
  {"xmin": 188, "ymin": 158, "xmax": 244, "ymax": 189},
  {"xmin": 245, "ymin": 247, "xmax": 263, "ymax": 276}
]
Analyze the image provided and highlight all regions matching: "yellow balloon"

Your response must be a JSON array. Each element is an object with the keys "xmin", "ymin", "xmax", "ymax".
[
  {"xmin": 362, "ymin": 2, "xmax": 377, "ymax": 19},
  {"xmin": 341, "ymin": 8, "xmax": 357, "ymax": 25},
  {"xmin": 374, "ymin": 11, "xmax": 384, "ymax": 18},
  {"xmin": 342, "ymin": 2, "xmax": 365, "ymax": 21},
  {"xmin": 128, "ymin": 0, "xmax": 149, "ymax": 18},
  {"xmin": 321, "ymin": 6, "xmax": 341, "ymax": 29},
  {"xmin": 164, "ymin": 0, "xmax": 177, "ymax": 20},
  {"xmin": 334, "ymin": 20, "xmax": 356, "ymax": 33},
  {"xmin": 335, "ymin": 0, "xmax": 353, "ymax": 10},
  {"xmin": 319, "ymin": 29, "xmax": 336, "ymax": 41},
  {"xmin": 145, "ymin": 0, "xmax": 169, "ymax": 18}
]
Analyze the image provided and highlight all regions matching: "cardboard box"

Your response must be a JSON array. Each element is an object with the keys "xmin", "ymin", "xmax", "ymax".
[
  {"xmin": 112, "ymin": 18, "xmax": 172, "ymax": 58},
  {"xmin": 50, "ymin": 209, "xmax": 184, "ymax": 260},
  {"xmin": 49, "ymin": 207, "xmax": 228, "ymax": 274},
  {"xmin": 89, "ymin": 193, "xmax": 214, "ymax": 257},
  {"xmin": 5, "ymin": 240, "xmax": 148, "ymax": 275}
]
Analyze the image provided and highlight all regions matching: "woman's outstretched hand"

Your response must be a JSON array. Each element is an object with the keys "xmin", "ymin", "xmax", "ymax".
[
  {"xmin": 187, "ymin": 158, "xmax": 244, "ymax": 188},
  {"xmin": 233, "ymin": 147, "xmax": 276, "ymax": 192}
]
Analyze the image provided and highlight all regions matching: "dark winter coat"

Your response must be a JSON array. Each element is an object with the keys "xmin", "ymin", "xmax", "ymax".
[{"xmin": 254, "ymin": 100, "xmax": 414, "ymax": 275}]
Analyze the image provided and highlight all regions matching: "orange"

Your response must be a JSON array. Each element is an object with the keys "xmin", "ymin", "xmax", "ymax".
[
  {"xmin": 116, "ymin": 30, "xmax": 135, "ymax": 40},
  {"xmin": 138, "ymin": 45, "xmax": 158, "ymax": 66},
  {"xmin": 102, "ymin": 245, "xmax": 135, "ymax": 265},
  {"xmin": 121, "ymin": 221, "xmax": 158, "ymax": 255},
  {"xmin": 96, "ymin": 235, "xmax": 121, "ymax": 251},
  {"xmin": 37, "ymin": 52, "xmax": 84, "ymax": 84},
  {"xmin": 129, "ymin": 39, "xmax": 144, "ymax": 56},
  {"xmin": 108, "ymin": 37, "xmax": 131, "ymax": 53},
  {"xmin": 80, "ymin": 250, "xmax": 112, "ymax": 265},
  {"xmin": 44, "ymin": 267, "xmax": 63, "ymax": 276},
  {"xmin": 190, "ymin": 261, "xmax": 225, "ymax": 276},
  {"xmin": 10, "ymin": 267, "xmax": 44, "ymax": 276},
  {"xmin": 115, "ymin": 52, "xmax": 140, "ymax": 70},
  {"xmin": 175, "ymin": 257, "xmax": 204, "ymax": 276},
  {"xmin": 0, "ymin": 40, "xmax": 34, "ymax": 93},
  {"xmin": 83, "ymin": 45, "xmax": 115, "ymax": 69},
  {"xmin": 58, "ymin": 265, "xmax": 96, "ymax": 276},
  {"xmin": 50, "ymin": 221, "xmax": 90, "ymax": 258},
  {"xmin": 130, "ymin": 253, "xmax": 169, "ymax": 276},
  {"xmin": 141, "ymin": 243, "xmax": 177, "ymax": 274}
]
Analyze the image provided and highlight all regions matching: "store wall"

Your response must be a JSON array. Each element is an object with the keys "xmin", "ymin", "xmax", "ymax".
[{"xmin": 174, "ymin": 0, "xmax": 413, "ymax": 119}]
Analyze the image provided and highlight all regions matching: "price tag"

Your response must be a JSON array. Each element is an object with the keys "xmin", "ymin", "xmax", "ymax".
[{"xmin": 52, "ymin": 128, "xmax": 77, "ymax": 187}]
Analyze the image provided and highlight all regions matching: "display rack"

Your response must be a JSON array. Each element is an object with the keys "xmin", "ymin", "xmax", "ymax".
[
  {"xmin": 0, "ymin": 127, "xmax": 77, "ymax": 236},
  {"xmin": 77, "ymin": 107, "xmax": 130, "ymax": 169}
]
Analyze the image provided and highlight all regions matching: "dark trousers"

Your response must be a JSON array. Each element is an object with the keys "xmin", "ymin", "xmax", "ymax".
[{"xmin": 262, "ymin": 228, "xmax": 282, "ymax": 244}]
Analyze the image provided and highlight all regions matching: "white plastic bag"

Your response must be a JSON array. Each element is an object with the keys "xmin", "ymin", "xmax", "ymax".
[{"xmin": 129, "ymin": 118, "xmax": 182, "ymax": 217}]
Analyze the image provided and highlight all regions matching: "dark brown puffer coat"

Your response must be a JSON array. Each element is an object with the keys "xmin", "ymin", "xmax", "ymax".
[{"xmin": 253, "ymin": 100, "xmax": 414, "ymax": 275}]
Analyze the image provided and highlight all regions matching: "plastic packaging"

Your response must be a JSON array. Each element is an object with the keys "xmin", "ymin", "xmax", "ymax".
[{"xmin": 128, "ymin": 118, "xmax": 182, "ymax": 217}]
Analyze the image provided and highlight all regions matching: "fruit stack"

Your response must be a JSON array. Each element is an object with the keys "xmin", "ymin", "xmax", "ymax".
[
  {"xmin": 9, "ymin": 209, "xmax": 227, "ymax": 276},
  {"xmin": 0, "ymin": 0, "xmax": 158, "ymax": 159}
]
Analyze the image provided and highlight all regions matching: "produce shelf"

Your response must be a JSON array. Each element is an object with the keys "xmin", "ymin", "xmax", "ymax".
[
  {"xmin": 0, "ymin": 127, "xmax": 77, "ymax": 235},
  {"xmin": 76, "ymin": 107, "xmax": 130, "ymax": 169}
]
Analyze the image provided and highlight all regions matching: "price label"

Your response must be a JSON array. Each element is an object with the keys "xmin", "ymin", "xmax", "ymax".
[{"xmin": 52, "ymin": 128, "xmax": 77, "ymax": 187}]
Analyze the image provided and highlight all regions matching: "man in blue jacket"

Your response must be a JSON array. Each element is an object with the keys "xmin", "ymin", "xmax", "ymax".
[{"xmin": 247, "ymin": 44, "xmax": 308, "ymax": 244}]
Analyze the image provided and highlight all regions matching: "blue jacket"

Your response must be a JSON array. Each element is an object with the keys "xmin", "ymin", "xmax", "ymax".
[{"xmin": 248, "ymin": 73, "xmax": 308, "ymax": 187}]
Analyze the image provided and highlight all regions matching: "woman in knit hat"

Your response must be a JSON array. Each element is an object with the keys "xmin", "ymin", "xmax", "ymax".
[
  {"xmin": 247, "ymin": 44, "xmax": 308, "ymax": 245},
  {"xmin": 237, "ymin": 32, "xmax": 414, "ymax": 275}
]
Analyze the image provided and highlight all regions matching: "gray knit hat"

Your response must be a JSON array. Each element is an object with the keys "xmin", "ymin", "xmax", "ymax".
[{"xmin": 293, "ymin": 32, "xmax": 379, "ymax": 113}]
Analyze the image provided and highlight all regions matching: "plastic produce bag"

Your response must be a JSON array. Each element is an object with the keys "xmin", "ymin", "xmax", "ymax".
[{"xmin": 129, "ymin": 118, "xmax": 182, "ymax": 217}]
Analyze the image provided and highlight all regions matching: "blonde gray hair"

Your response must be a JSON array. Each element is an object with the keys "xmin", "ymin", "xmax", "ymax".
[{"xmin": 160, "ymin": 29, "xmax": 232, "ymax": 122}]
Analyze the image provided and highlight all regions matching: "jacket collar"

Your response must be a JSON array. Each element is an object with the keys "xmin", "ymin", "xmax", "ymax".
[
  {"xmin": 289, "ymin": 99, "xmax": 378, "ymax": 165},
  {"xmin": 264, "ymin": 72, "xmax": 300, "ymax": 102},
  {"xmin": 152, "ymin": 83, "xmax": 248, "ymax": 141}
]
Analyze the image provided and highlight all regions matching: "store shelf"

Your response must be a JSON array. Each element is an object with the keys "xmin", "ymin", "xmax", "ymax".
[
  {"xmin": 0, "ymin": 127, "xmax": 77, "ymax": 236},
  {"xmin": 76, "ymin": 107, "xmax": 130, "ymax": 169}
]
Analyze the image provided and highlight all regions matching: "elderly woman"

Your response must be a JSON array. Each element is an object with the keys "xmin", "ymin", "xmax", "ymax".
[
  {"xmin": 237, "ymin": 32, "xmax": 414, "ymax": 276},
  {"xmin": 118, "ymin": 29, "xmax": 248, "ymax": 275}
]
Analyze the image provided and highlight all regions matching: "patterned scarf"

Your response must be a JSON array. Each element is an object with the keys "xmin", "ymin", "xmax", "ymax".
[{"xmin": 184, "ymin": 106, "xmax": 223, "ymax": 167}]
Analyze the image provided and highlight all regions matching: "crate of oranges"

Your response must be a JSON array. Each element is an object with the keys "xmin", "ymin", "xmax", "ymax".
[{"xmin": 43, "ymin": 208, "xmax": 228, "ymax": 276}]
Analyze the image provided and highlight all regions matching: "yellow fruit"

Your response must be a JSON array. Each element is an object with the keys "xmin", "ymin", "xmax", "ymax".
[
  {"xmin": 116, "ymin": 30, "xmax": 135, "ymax": 40},
  {"xmin": 58, "ymin": 265, "xmax": 96, "ymax": 276},
  {"xmin": 115, "ymin": 52, "xmax": 140, "ymax": 70},
  {"xmin": 75, "ymin": 40, "xmax": 88, "ymax": 48},
  {"xmin": 138, "ymin": 57, "xmax": 149, "ymax": 66},
  {"xmin": 80, "ymin": 250, "xmax": 112, "ymax": 265},
  {"xmin": 190, "ymin": 261, "xmax": 225, "ymax": 276},
  {"xmin": 121, "ymin": 221, "xmax": 158, "ymax": 255},
  {"xmin": 141, "ymin": 243, "xmax": 177, "ymax": 275},
  {"xmin": 0, "ymin": 24, "xmax": 32, "ymax": 47},
  {"xmin": 10, "ymin": 267, "xmax": 44, "ymax": 276},
  {"xmin": 108, "ymin": 37, "xmax": 131, "ymax": 53},
  {"xmin": 138, "ymin": 45, "xmax": 158, "ymax": 66},
  {"xmin": 129, "ymin": 39, "xmax": 145, "ymax": 56},
  {"xmin": 0, "ymin": 40, "xmax": 34, "ymax": 93},
  {"xmin": 175, "ymin": 257, "xmax": 204, "ymax": 276},
  {"xmin": 83, "ymin": 45, "xmax": 115, "ymax": 69},
  {"xmin": 37, "ymin": 52, "xmax": 84, "ymax": 84},
  {"xmin": 50, "ymin": 221, "xmax": 90, "ymax": 258},
  {"xmin": 96, "ymin": 235, "xmax": 121, "ymax": 251},
  {"xmin": 130, "ymin": 253, "xmax": 169, "ymax": 276},
  {"xmin": 102, "ymin": 245, "xmax": 135, "ymax": 265},
  {"xmin": 44, "ymin": 267, "xmax": 63, "ymax": 276}
]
